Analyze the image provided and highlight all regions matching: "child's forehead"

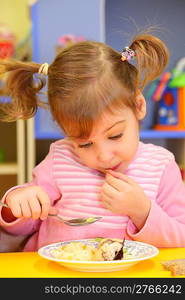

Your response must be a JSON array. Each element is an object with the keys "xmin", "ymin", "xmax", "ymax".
[
  {"xmin": 73, "ymin": 109, "xmax": 128, "ymax": 141},
  {"xmin": 95, "ymin": 108, "xmax": 128, "ymax": 126},
  {"xmin": 91, "ymin": 115, "xmax": 125, "ymax": 134}
]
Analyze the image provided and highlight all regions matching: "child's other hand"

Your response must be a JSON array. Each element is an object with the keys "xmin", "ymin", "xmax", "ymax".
[
  {"xmin": 5, "ymin": 186, "xmax": 55, "ymax": 221},
  {"xmin": 101, "ymin": 170, "xmax": 151, "ymax": 229}
]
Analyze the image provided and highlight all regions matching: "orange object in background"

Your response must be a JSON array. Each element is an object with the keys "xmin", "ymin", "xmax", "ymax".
[
  {"xmin": 178, "ymin": 88, "xmax": 185, "ymax": 128},
  {"xmin": 155, "ymin": 87, "xmax": 185, "ymax": 130}
]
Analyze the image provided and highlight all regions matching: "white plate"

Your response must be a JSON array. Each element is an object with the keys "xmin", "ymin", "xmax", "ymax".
[{"xmin": 38, "ymin": 238, "xmax": 159, "ymax": 272}]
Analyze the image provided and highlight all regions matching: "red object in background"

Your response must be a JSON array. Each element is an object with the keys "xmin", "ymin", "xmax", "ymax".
[
  {"xmin": 179, "ymin": 166, "xmax": 185, "ymax": 181},
  {"xmin": 164, "ymin": 92, "xmax": 174, "ymax": 106},
  {"xmin": 0, "ymin": 40, "xmax": 14, "ymax": 59}
]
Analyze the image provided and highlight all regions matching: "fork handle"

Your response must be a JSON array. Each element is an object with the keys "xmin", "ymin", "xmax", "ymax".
[
  {"xmin": 0, "ymin": 201, "xmax": 9, "ymax": 208},
  {"xmin": 48, "ymin": 213, "xmax": 65, "ymax": 221}
]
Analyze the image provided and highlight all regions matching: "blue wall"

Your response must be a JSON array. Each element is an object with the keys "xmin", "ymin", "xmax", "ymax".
[
  {"xmin": 32, "ymin": 0, "xmax": 105, "ymax": 138},
  {"xmin": 106, "ymin": 0, "xmax": 185, "ymax": 71},
  {"xmin": 34, "ymin": 0, "xmax": 105, "ymax": 64}
]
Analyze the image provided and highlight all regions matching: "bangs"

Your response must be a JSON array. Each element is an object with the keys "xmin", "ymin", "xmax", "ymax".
[{"xmin": 52, "ymin": 76, "xmax": 136, "ymax": 138}]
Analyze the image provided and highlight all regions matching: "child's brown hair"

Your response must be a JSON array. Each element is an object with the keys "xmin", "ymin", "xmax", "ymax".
[{"xmin": 0, "ymin": 33, "xmax": 169, "ymax": 138}]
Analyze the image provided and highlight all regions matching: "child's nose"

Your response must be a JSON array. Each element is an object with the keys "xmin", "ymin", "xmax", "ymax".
[{"xmin": 97, "ymin": 150, "xmax": 114, "ymax": 163}]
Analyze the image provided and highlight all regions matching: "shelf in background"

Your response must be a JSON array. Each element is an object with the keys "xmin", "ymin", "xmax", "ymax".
[
  {"xmin": 36, "ymin": 130, "xmax": 185, "ymax": 140},
  {"xmin": 140, "ymin": 130, "xmax": 185, "ymax": 139},
  {"xmin": 0, "ymin": 163, "xmax": 17, "ymax": 175}
]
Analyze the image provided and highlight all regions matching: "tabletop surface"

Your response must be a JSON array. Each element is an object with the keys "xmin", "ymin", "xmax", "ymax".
[{"xmin": 0, "ymin": 247, "xmax": 185, "ymax": 278}]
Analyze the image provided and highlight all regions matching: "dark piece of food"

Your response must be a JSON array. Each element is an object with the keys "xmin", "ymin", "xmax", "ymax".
[
  {"xmin": 114, "ymin": 238, "xmax": 125, "ymax": 260},
  {"xmin": 94, "ymin": 238, "xmax": 124, "ymax": 261}
]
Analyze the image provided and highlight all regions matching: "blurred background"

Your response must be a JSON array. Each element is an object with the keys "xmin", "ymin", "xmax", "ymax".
[{"xmin": 0, "ymin": 0, "xmax": 185, "ymax": 199}]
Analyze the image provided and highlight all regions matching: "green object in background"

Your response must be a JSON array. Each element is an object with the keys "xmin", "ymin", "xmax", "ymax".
[
  {"xmin": 169, "ymin": 58, "xmax": 185, "ymax": 88},
  {"xmin": 169, "ymin": 73, "xmax": 185, "ymax": 88},
  {"xmin": 0, "ymin": 148, "xmax": 5, "ymax": 162}
]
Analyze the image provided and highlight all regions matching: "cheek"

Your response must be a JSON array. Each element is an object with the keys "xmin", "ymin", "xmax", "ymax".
[
  {"xmin": 117, "ymin": 138, "xmax": 138, "ymax": 160},
  {"xmin": 75, "ymin": 149, "xmax": 96, "ymax": 167}
]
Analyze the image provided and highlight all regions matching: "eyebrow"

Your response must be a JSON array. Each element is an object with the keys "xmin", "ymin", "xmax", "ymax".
[
  {"xmin": 69, "ymin": 120, "xmax": 126, "ymax": 140},
  {"xmin": 103, "ymin": 120, "xmax": 126, "ymax": 133}
]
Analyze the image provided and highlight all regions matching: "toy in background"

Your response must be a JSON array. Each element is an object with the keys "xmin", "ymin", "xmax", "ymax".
[
  {"xmin": 148, "ymin": 57, "xmax": 185, "ymax": 130},
  {"xmin": 143, "ymin": 72, "xmax": 171, "ymax": 130},
  {"xmin": 56, "ymin": 34, "xmax": 85, "ymax": 55},
  {"xmin": 0, "ymin": 23, "xmax": 32, "ymax": 99},
  {"xmin": 0, "ymin": 23, "xmax": 15, "ymax": 59},
  {"xmin": 147, "ymin": 72, "xmax": 171, "ymax": 103},
  {"xmin": 155, "ymin": 85, "xmax": 180, "ymax": 128},
  {"xmin": 0, "ymin": 24, "xmax": 16, "ymax": 100},
  {"xmin": 0, "ymin": 23, "xmax": 32, "ymax": 62},
  {"xmin": 145, "ymin": 59, "xmax": 185, "ymax": 182}
]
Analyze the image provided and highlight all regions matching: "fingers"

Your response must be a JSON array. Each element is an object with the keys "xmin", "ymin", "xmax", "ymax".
[
  {"xmin": 9, "ymin": 200, "xmax": 23, "ymax": 219},
  {"xmin": 28, "ymin": 197, "xmax": 42, "ymax": 220},
  {"xmin": 20, "ymin": 199, "xmax": 32, "ymax": 218},
  {"xmin": 105, "ymin": 170, "xmax": 136, "ymax": 192},
  {"xmin": 102, "ymin": 199, "xmax": 113, "ymax": 211},
  {"xmin": 101, "ymin": 191, "xmax": 113, "ymax": 209},
  {"xmin": 101, "ymin": 182, "xmax": 118, "ymax": 198},
  {"xmin": 107, "ymin": 170, "xmax": 135, "ymax": 184},
  {"xmin": 6, "ymin": 186, "xmax": 51, "ymax": 221},
  {"xmin": 49, "ymin": 206, "xmax": 58, "ymax": 215},
  {"xmin": 36, "ymin": 188, "xmax": 50, "ymax": 220},
  {"xmin": 105, "ymin": 172, "xmax": 128, "ymax": 191},
  {"xmin": 101, "ymin": 171, "xmax": 135, "ymax": 214},
  {"xmin": 101, "ymin": 182, "xmax": 120, "ymax": 213}
]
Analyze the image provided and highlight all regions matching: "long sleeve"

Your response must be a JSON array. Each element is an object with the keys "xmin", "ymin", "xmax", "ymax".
[
  {"xmin": 127, "ymin": 159, "xmax": 185, "ymax": 247},
  {"xmin": 0, "ymin": 143, "xmax": 61, "ymax": 236}
]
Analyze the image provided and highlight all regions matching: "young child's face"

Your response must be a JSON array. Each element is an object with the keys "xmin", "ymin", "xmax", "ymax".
[{"xmin": 71, "ymin": 98, "xmax": 145, "ymax": 173}]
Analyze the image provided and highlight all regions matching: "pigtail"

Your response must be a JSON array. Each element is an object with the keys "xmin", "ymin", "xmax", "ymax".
[
  {"xmin": 0, "ymin": 59, "xmax": 47, "ymax": 122},
  {"xmin": 130, "ymin": 34, "xmax": 169, "ymax": 89}
]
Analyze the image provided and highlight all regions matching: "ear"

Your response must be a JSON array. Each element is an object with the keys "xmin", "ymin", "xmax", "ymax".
[{"xmin": 135, "ymin": 91, "xmax": 146, "ymax": 120}]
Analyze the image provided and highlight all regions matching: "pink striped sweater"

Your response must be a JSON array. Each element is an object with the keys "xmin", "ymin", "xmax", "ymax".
[{"xmin": 0, "ymin": 140, "xmax": 185, "ymax": 250}]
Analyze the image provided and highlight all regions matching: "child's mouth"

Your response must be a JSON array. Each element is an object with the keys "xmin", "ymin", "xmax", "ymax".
[{"xmin": 106, "ymin": 162, "xmax": 121, "ymax": 171}]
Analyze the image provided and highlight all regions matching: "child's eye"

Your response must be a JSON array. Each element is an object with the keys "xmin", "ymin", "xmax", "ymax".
[
  {"xmin": 78, "ymin": 142, "xmax": 93, "ymax": 148},
  {"xmin": 109, "ymin": 133, "xmax": 123, "ymax": 140}
]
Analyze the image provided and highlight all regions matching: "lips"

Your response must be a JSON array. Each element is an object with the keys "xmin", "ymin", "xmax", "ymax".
[{"xmin": 105, "ymin": 162, "xmax": 121, "ymax": 171}]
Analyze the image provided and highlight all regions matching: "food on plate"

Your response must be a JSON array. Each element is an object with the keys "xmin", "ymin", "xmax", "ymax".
[
  {"xmin": 161, "ymin": 258, "xmax": 185, "ymax": 276},
  {"xmin": 50, "ymin": 241, "xmax": 95, "ymax": 261},
  {"xmin": 93, "ymin": 238, "xmax": 125, "ymax": 261},
  {"xmin": 50, "ymin": 238, "xmax": 133, "ymax": 261}
]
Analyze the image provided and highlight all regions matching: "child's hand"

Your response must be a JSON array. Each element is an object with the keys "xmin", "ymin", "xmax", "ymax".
[
  {"xmin": 5, "ymin": 186, "xmax": 55, "ymax": 221},
  {"xmin": 101, "ymin": 170, "xmax": 151, "ymax": 229}
]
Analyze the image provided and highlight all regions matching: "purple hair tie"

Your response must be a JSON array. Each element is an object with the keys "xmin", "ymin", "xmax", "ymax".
[{"xmin": 121, "ymin": 47, "xmax": 135, "ymax": 61}]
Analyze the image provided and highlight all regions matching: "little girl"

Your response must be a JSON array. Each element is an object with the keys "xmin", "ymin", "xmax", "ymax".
[{"xmin": 0, "ymin": 33, "xmax": 185, "ymax": 251}]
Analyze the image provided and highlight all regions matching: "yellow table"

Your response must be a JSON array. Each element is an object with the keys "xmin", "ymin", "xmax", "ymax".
[{"xmin": 0, "ymin": 248, "xmax": 185, "ymax": 278}]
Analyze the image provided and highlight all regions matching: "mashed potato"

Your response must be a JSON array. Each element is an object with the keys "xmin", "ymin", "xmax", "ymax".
[
  {"xmin": 50, "ymin": 242, "xmax": 96, "ymax": 261},
  {"xmin": 50, "ymin": 238, "xmax": 132, "ymax": 261}
]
